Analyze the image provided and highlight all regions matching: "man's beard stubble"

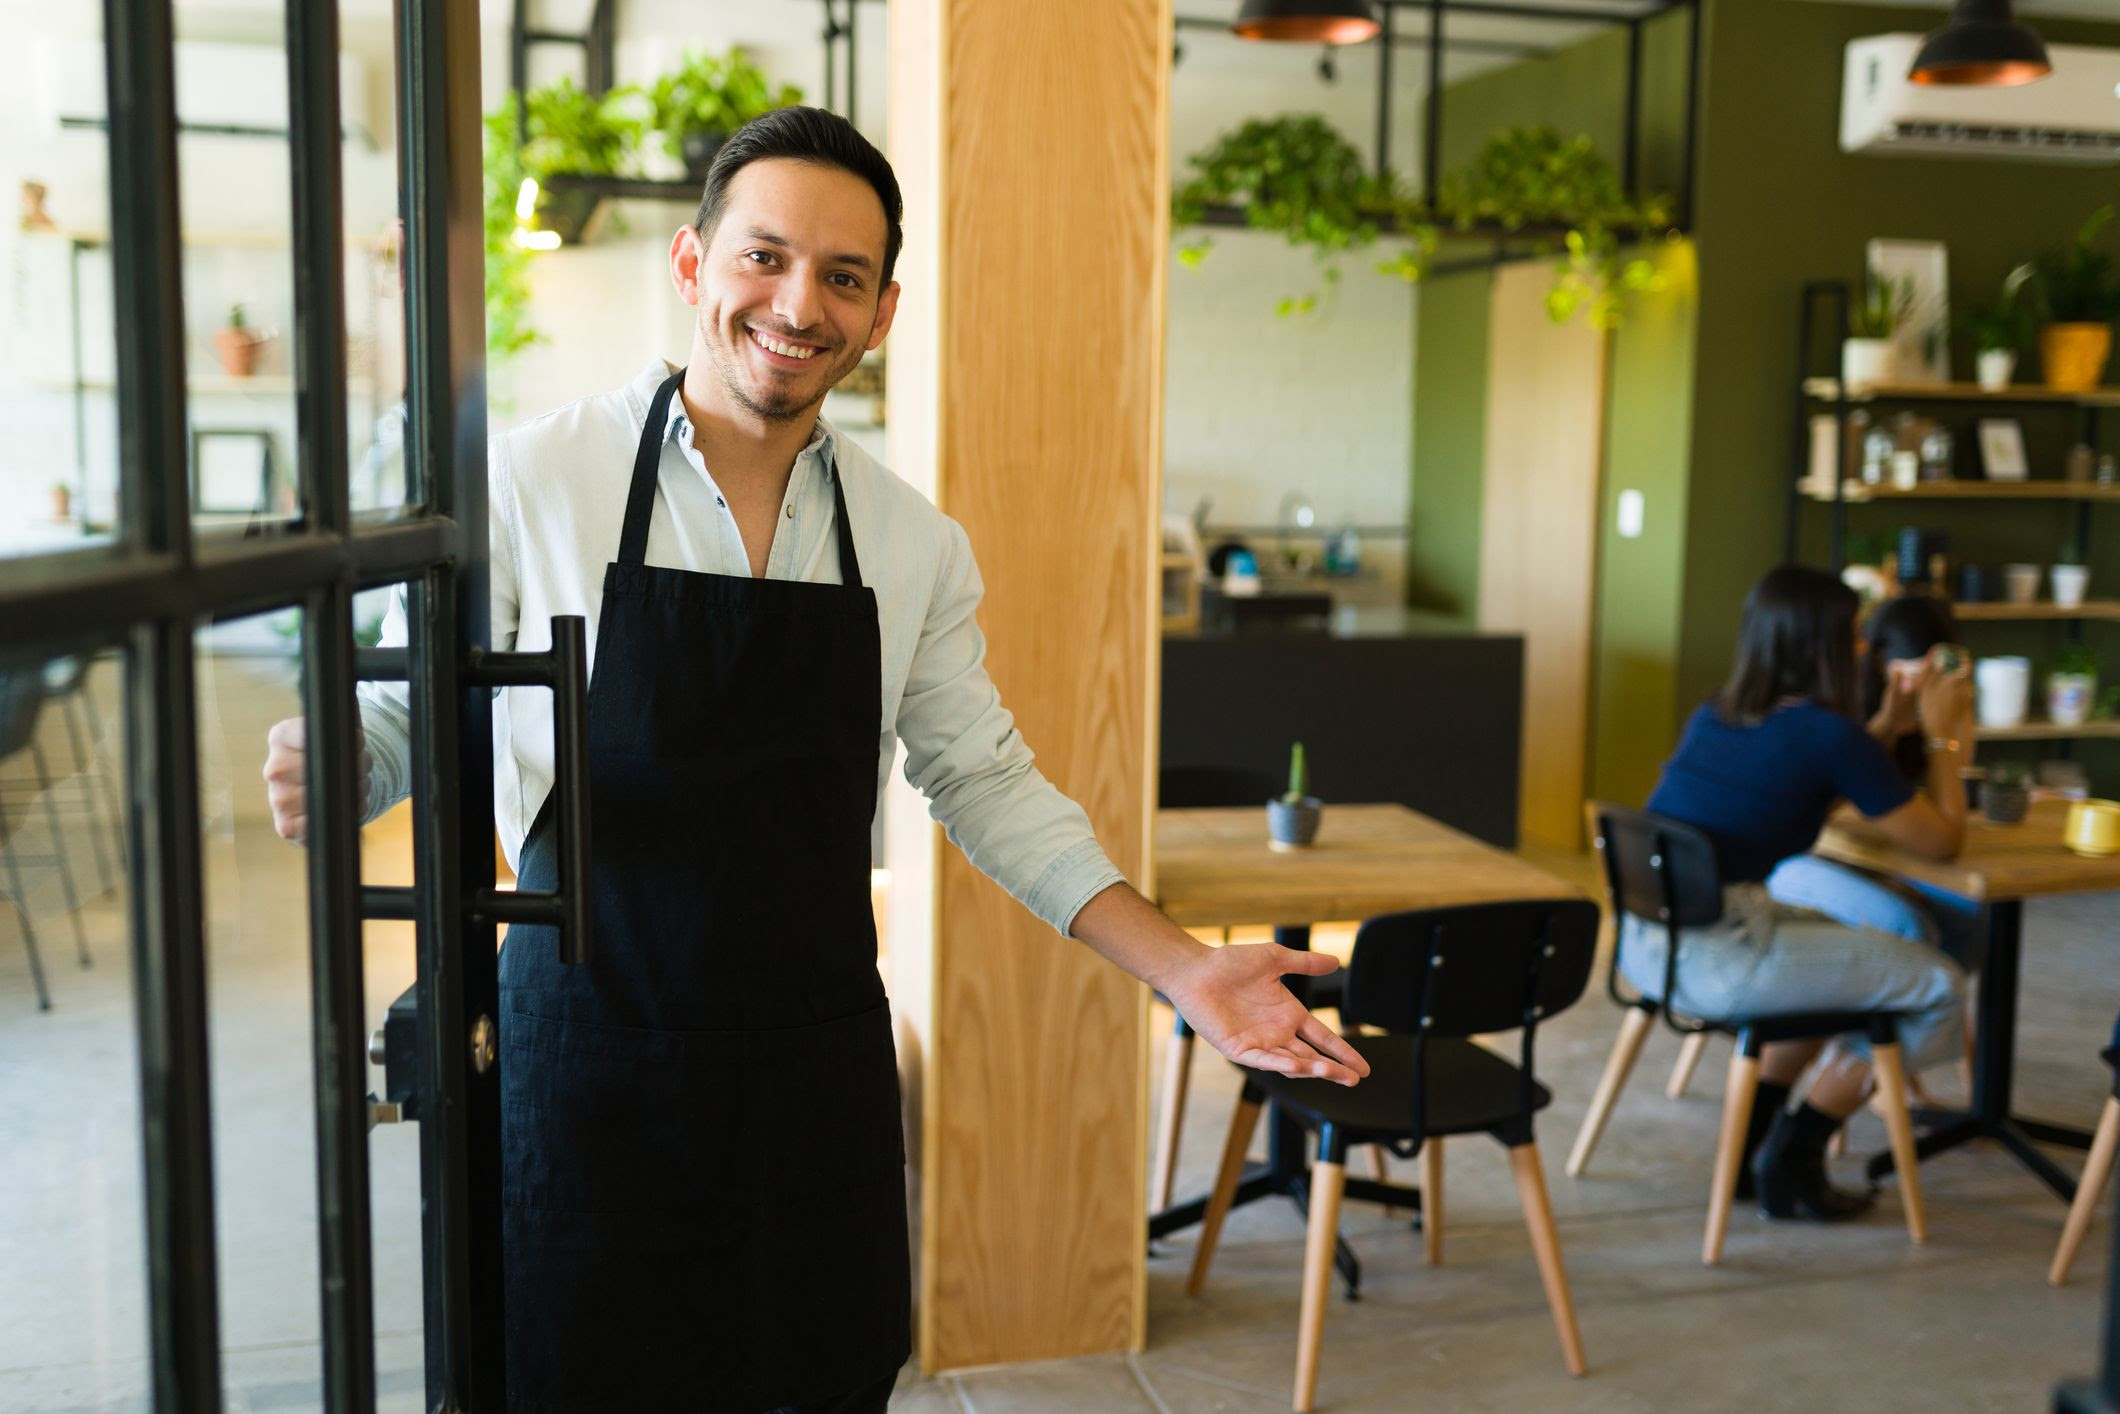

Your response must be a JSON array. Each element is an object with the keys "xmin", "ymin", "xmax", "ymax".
[{"xmin": 704, "ymin": 308, "xmax": 868, "ymax": 425}]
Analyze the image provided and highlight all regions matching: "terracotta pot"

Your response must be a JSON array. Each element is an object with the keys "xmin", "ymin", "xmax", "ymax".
[
  {"xmin": 214, "ymin": 327, "xmax": 262, "ymax": 377},
  {"xmin": 49, "ymin": 485, "xmax": 70, "ymax": 521},
  {"xmin": 2039, "ymin": 322, "xmax": 2112, "ymax": 393}
]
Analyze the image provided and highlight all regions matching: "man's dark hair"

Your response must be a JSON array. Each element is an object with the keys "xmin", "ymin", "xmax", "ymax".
[
  {"xmin": 1714, "ymin": 565, "xmax": 1862, "ymax": 725},
  {"xmin": 693, "ymin": 106, "xmax": 903, "ymax": 285}
]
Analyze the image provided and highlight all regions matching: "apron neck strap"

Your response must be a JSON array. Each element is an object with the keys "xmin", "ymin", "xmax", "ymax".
[{"xmin": 619, "ymin": 367, "xmax": 865, "ymax": 590}]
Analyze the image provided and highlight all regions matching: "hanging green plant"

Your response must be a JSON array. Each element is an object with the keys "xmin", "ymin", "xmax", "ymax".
[
  {"xmin": 481, "ymin": 97, "xmax": 540, "ymax": 362},
  {"xmin": 521, "ymin": 74, "xmax": 643, "ymax": 178},
  {"xmin": 646, "ymin": 47, "xmax": 804, "ymax": 177},
  {"xmin": 1171, "ymin": 114, "xmax": 1433, "ymax": 317}
]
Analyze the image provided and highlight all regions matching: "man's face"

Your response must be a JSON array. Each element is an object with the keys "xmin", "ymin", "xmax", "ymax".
[{"xmin": 674, "ymin": 158, "xmax": 898, "ymax": 424}]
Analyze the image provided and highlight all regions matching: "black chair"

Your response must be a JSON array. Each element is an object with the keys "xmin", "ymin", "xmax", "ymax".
[
  {"xmin": 1564, "ymin": 805, "xmax": 1927, "ymax": 1264},
  {"xmin": 0, "ymin": 668, "xmax": 93, "ymax": 1010},
  {"xmin": 1189, "ymin": 899, "xmax": 1599, "ymax": 1411},
  {"xmin": 2049, "ymin": 1020, "xmax": 2120, "ymax": 1287}
]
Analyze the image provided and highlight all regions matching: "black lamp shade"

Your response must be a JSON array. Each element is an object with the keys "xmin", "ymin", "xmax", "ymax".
[
  {"xmin": 1232, "ymin": 0, "xmax": 1381, "ymax": 45},
  {"xmin": 1909, "ymin": 0, "xmax": 2052, "ymax": 87}
]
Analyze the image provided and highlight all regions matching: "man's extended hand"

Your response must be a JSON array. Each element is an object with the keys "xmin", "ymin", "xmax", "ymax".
[
  {"xmin": 1161, "ymin": 941, "xmax": 1370, "ymax": 1087},
  {"xmin": 263, "ymin": 716, "xmax": 372, "ymax": 844}
]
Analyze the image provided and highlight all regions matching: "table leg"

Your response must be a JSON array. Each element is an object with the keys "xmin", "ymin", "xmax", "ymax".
[{"xmin": 1865, "ymin": 900, "xmax": 2089, "ymax": 1201}]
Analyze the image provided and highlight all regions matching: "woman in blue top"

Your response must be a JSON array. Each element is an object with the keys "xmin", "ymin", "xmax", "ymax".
[{"xmin": 1620, "ymin": 566, "xmax": 1973, "ymax": 1222}]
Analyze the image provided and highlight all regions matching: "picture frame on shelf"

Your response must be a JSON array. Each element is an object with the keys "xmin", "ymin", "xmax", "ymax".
[
  {"xmin": 190, "ymin": 427, "xmax": 276, "ymax": 514},
  {"xmin": 1977, "ymin": 418, "xmax": 2029, "ymax": 481},
  {"xmin": 1866, "ymin": 238, "xmax": 1949, "ymax": 385}
]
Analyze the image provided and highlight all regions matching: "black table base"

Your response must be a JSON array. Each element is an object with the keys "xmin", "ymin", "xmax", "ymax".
[
  {"xmin": 1868, "ymin": 899, "xmax": 2092, "ymax": 1202},
  {"xmin": 1146, "ymin": 925, "xmax": 1425, "ymax": 1299}
]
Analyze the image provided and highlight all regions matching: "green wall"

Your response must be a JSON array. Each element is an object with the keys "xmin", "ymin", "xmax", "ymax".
[
  {"xmin": 1412, "ymin": 0, "xmax": 2120, "ymax": 802},
  {"xmin": 1683, "ymin": 0, "xmax": 2120, "ymax": 785}
]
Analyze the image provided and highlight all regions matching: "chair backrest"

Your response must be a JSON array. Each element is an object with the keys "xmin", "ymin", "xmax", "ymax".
[
  {"xmin": 0, "ymin": 668, "xmax": 45, "ymax": 759},
  {"xmin": 1158, "ymin": 765, "xmax": 1279, "ymax": 810},
  {"xmin": 1342, "ymin": 898, "xmax": 1601, "ymax": 1041},
  {"xmin": 1594, "ymin": 804, "xmax": 1724, "ymax": 929}
]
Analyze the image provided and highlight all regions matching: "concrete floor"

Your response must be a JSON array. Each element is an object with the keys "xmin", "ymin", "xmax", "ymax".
[{"xmin": 1, "ymin": 655, "xmax": 2115, "ymax": 1411}]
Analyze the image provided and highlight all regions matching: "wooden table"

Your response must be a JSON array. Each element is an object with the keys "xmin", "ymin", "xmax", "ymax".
[
  {"xmin": 1148, "ymin": 805, "xmax": 1582, "ymax": 1267},
  {"xmin": 1817, "ymin": 798, "xmax": 2120, "ymax": 1200}
]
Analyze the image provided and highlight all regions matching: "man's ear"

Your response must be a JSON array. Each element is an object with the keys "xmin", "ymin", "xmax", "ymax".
[
  {"xmin": 865, "ymin": 281, "xmax": 901, "ymax": 352},
  {"xmin": 670, "ymin": 224, "xmax": 706, "ymax": 306}
]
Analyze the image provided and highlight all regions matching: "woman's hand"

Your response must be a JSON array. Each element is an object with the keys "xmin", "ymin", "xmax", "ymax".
[
  {"xmin": 1870, "ymin": 656, "xmax": 1926, "ymax": 739},
  {"xmin": 1915, "ymin": 646, "xmax": 1973, "ymax": 739}
]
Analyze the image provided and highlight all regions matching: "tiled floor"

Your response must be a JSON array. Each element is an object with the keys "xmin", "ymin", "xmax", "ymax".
[{"xmin": 1, "ymin": 655, "xmax": 2115, "ymax": 1411}]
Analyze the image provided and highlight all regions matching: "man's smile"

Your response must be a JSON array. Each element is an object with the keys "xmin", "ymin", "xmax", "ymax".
[{"xmin": 747, "ymin": 326, "xmax": 823, "ymax": 363}]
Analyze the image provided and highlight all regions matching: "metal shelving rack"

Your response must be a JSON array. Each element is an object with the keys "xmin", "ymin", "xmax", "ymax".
[{"xmin": 1787, "ymin": 279, "xmax": 2117, "ymax": 747}]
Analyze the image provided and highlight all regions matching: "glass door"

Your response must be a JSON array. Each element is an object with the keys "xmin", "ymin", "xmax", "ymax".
[{"xmin": 0, "ymin": 1, "xmax": 583, "ymax": 1408}]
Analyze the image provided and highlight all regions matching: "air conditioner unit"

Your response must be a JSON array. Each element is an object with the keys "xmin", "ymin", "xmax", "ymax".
[
  {"xmin": 1841, "ymin": 33, "xmax": 2120, "ymax": 164},
  {"xmin": 33, "ymin": 39, "xmax": 371, "ymax": 144}
]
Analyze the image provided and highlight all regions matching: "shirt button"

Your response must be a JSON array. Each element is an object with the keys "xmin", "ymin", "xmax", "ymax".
[{"xmin": 785, "ymin": 504, "xmax": 795, "ymax": 518}]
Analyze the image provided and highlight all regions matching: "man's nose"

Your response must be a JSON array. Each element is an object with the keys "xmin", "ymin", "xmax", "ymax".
[{"xmin": 774, "ymin": 273, "xmax": 825, "ymax": 334}]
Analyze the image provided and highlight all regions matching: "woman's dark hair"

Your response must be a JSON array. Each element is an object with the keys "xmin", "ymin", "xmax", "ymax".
[
  {"xmin": 1715, "ymin": 565, "xmax": 1862, "ymax": 724},
  {"xmin": 693, "ymin": 106, "xmax": 904, "ymax": 285},
  {"xmin": 1862, "ymin": 592, "xmax": 1960, "ymax": 780}
]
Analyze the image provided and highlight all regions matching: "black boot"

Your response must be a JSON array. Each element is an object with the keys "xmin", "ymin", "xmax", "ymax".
[
  {"xmin": 1753, "ymin": 1102, "xmax": 1876, "ymax": 1221},
  {"xmin": 1732, "ymin": 1080, "xmax": 1791, "ymax": 1202}
]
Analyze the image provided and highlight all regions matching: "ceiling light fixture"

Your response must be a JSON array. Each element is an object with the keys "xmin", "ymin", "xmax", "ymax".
[
  {"xmin": 1909, "ymin": 0, "xmax": 2052, "ymax": 87},
  {"xmin": 1231, "ymin": 0, "xmax": 1381, "ymax": 46}
]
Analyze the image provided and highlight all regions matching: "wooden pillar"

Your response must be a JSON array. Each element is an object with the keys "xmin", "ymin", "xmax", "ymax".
[{"xmin": 885, "ymin": 0, "xmax": 1169, "ymax": 1375}]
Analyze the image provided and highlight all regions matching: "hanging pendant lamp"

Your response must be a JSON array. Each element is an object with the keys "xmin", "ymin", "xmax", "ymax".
[
  {"xmin": 1909, "ymin": 0, "xmax": 2051, "ymax": 87},
  {"xmin": 1232, "ymin": 0, "xmax": 1382, "ymax": 46}
]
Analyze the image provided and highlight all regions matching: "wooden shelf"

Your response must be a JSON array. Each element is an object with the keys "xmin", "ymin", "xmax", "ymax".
[
  {"xmin": 1954, "ymin": 601, "xmax": 2120, "ymax": 622},
  {"xmin": 1802, "ymin": 479, "xmax": 2120, "ymax": 503},
  {"xmin": 1976, "ymin": 720, "xmax": 2120, "ymax": 743},
  {"xmin": 1804, "ymin": 377, "xmax": 2120, "ymax": 407}
]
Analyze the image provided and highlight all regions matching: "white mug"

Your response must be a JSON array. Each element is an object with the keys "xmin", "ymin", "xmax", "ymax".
[{"xmin": 1976, "ymin": 655, "xmax": 2031, "ymax": 729}]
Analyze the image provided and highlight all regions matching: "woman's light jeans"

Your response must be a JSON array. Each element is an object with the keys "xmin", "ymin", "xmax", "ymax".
[
  {"xmin": 1766, "ymin": 853, "xmax": 1987, "ymax": 973},
  {"xmin": 1616, "ymin": 882, "xmax": 1967, "ymax": 1072}
]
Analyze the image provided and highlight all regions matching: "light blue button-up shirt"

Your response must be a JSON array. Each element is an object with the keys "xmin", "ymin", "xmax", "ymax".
[{"xmin": 358, "ymin": 361, "xmax": 1125, "ymax": 936}]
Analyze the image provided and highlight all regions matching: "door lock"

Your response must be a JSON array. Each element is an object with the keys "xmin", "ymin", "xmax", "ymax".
[{"xmin": 471, "ymin": 1014, "xmax": 497, "ymax": 1075}]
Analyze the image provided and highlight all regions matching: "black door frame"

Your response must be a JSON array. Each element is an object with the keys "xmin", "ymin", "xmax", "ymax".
[{"xmin": 0, "ymin": 1, "xmax": 568, "ymax": 1408}]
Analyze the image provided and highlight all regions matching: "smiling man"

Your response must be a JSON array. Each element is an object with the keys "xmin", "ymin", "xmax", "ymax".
[{"xmin": 264, "ymin": 106, "xmax": 1364, "ymax": 1414}]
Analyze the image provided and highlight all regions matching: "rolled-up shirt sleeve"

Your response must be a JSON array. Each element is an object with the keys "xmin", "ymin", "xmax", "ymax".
[{"xmin": 895, "ymin": 517, "xmax": 1126, "ymax": 937}]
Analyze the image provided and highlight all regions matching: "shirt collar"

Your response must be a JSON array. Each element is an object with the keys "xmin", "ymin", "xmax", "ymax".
[{"xmin": 635, "ymin": 360, "xmax": 837, "ymax": 477}]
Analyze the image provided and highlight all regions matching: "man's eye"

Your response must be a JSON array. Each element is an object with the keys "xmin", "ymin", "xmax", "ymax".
[
  {"xmin": 746, "ymin": 250, "xmax": 777, "ymax": 265},
  {"xmin": 830, "ymin": 273, "xmax": 859, "ymax": 289}
]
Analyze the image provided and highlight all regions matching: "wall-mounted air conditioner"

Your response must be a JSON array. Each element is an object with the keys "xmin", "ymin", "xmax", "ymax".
[
  {"xmin": 1841, "ymin": 32, "xmax": 2120, "ymax": 164},
  {"xmin": 33, "ymin": 39, "xmax": 371, "ymax": 145}
]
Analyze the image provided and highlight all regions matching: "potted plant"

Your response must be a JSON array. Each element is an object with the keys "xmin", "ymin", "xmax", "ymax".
[
  {"xmin": 48, "ymin": 480, "xmax": 70, "ymax": 522},
  {"xmin": 2022, "ymin": 205, "xmax": 2120, "ymax": 392},
  {"xmin": 1982, "ymin": 761, "xmax": 2031, "ymax": 825},
  {"xmin": 2051, "ymin": 547, "xmax": 2090, "ymax": 610},
  {"xmin": 2049, "ymin": 642, "xmax": 2099, "ymax": 728},
  {"xmin": 1266, "ymin": 741, "xmax": 1322, "ymax": 851},
  {"xmin": 1960, "ymin": 266, "xmax": 2034, "ymax": 390},
  {"xmin": 1844, "ymin": 274, "xmax": 1911, "ymax": 388},
  {"xmin": 645, "ymin": 48, "xmax": 802, "ymax": 180},
  {"xmin": 213, "ymin": 302, "xmax": 269, "ymax": 377}
]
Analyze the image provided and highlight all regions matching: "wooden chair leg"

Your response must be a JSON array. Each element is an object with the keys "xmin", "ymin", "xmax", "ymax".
[
  {"xmin": 1422, "ymin": 1138, "xmax": 1444, "ymax": 1265},
  {"xmin": 1187, "ymin": 1091, "xmax": 1263, "ymax": 1297},
  {"xmin": 1870, "ymin": 1042, "xmax": 1928, "ymax": 1246},
  {"xmin": 1372, "ymin": 1144, "xmax": 1394, "ymax": 1216},
  {"xmin": 2051, "ymin": 1096, "xmax": 2120, "ymax": 1286},
  {"xmin": 1704, "ymin": 1046, "xmax": 1760, "ymax": 1266},
  {"xmin": 1151, "ymin": 1017, "xmax": 1195, "ymax": 1212},
  {"xmin": 1567, "ymin": 1005, "xmax": 1654, "ymax": 1178},
  {"xmin": 1666, "ymin": 1030, "xmax": 1708, "ymax": 1100},
  {"xmin": 1959, "ymin": 993, "xmax": 1977, "ymax": 1102},
  {"xmin": 1293, "ymin": 1156, "xmax": 1347, "ymax": 1414},
  {"xmin": 1510, "ymin": 1142, "xmax": 1586, "ymax": 1377}
]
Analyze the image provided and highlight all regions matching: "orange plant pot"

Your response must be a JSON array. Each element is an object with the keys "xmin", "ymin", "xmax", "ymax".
[{"xmin": 2040, "ymin": 323, "xmax": 2113, "ymax": 393}]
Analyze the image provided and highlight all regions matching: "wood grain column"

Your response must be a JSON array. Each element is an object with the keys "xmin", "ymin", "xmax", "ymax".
[{"xmin": 886, "ymin": 0, "xmax": 1169, "ymax": 1374}]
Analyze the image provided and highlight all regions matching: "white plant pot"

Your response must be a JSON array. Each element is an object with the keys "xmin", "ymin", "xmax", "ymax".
[
  {"xmin": 1841, "ymin": 337, "xmax": 1897, "ymax": 388},
  {"xmin": 1976, "ymin": 655, "xmax": 2031, "ymax": 729},
  {"xmin": 2052, "ymin": 564, "xmax": 2090, "ymax": 609},
  {"xmin": 2050, "ymin": 673, "xmax": 2096, "ymax": 728},
  {"xmin": 1976, "ymin": 348, "xmax": 2017, "ymax": 390}
]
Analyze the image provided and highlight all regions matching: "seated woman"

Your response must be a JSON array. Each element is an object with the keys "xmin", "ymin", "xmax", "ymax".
[
  {"xmin": 1767, "ymin": 592, "xmax": 1986, "ymax": 970},
  {"xmin": 1619, "ymin": 566, "xmax": 1973, "ymax": 1222}
]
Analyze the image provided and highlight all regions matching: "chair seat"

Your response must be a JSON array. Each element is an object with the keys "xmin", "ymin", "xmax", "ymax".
[
  {"xmin": 1679, "ymin": 1009, "xmax": 1898, "ymax": 1046},
  {"xmin": 1251, "ymin": 1032, "xmax": 1550, "ymax": 1142}
]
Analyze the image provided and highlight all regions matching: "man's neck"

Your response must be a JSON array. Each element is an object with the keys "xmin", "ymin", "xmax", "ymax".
[{"xmin": 677, "ymin": 363, "xmax": 820, "ymax": 494}]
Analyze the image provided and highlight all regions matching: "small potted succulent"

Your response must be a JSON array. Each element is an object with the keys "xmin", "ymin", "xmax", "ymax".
[
  {"xmin": 2049, "ymin": 642, "xmax": 2100, "ymax": 728},
  {"xmin": 1961, "ymin": 267, "xmax": 2033, "ymax": 390},
  {"xmin": 48, "ymin": 480, "xmax": 70, "ymax": 522},
  {"xmin": 213, "ymin": 302, "xmax": 269, "ymax": 377},
  {"xmin": 1982, "ymin": 761, "xmax": 2031, "ymax": 825},
  {"xmin": 1266, "ymin": 741, "xmax": 1322, "ymax": 851},
  {"xmin": 1844, "ymin": 273, "xmax": 1912, "ymax": 388}
]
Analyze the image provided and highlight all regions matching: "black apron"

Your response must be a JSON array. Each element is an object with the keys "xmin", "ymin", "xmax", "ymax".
[{"xmin": 499, "ymin": 370, "xmax": 909, "ymax": 1413}]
